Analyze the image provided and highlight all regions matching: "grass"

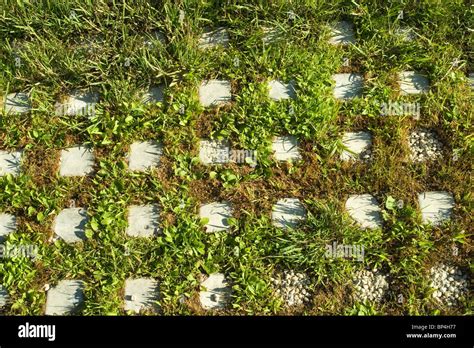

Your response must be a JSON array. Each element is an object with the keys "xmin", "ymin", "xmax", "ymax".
[{"xmin": 0, "ymin": 0, "xmax": 472, "ymax": 316}]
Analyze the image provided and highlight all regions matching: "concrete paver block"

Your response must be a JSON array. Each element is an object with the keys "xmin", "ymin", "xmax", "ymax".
[
  {"xmin": 0, "ymin": 213, "xmax": 17, "ymax": 243},
  {"xmin": 329, "ymin": 21, "xmax": 355, "ymax": 45},
  {"xmin": 341, "ymin": 131, "xmax": 372, "ymax": 161},
  {"xmin": 199, "ymin": 139, "xmax": 230, "ymax": 165},
  {"xmin": 0, "ymin": 150, "xmax": 22, "ymax": 176},
  {"xmin": 55, "ymin": 90, "xmax": 99, "ymax": 116},
  {"xmin": 53, "ymin": 208, "xmax": 88, "ymax": 243},
  {"xmin": 0, "ymin": 285, "xmax": 9, "ymax": 307},
  {"xmin": 199, "ymin": 80, "xmax": 232, "ymax": 107},
  {"xmin": 272, "ymin": 136, "xmax": 301, "ymax": 162},
  {"xmin": 59, "ymin": 146, "xmax": 95, "ymax": 177},
  {"xmin": 272, "ymin": 198, "xmax": 306, "ymax": 229},
  {"xmin": 4, "ymin": 93, "xmax": 31, "ymax": 114},
  {"xmin": 45, "ymin": 280, "xmax": 85, "ymax": 315},
  {"xmin": 418, "ymin": 191, "xmax": 454, "ymax": 225},
  {"xmin": 268, "ymin": 80, "xmax": 296, "ymax": 100},
  {"xmin": 142, "ymin": 86, "xmax": 164, "ymax": 104},
  {"xmin": 199, "ymin": 27, "xmax": 229, "ymax": 49},
  {"xmin": 128, "ymin": 141, "xmax": 163, "ymax": 171},
  {"xmin": 398, "ymin": 71, "xmax": 429, "ymax": 95},
  {"xmin": 124, "ymin": 278, "xmax": 159, "ymax": 313},
  {"xmin": 199, "ymin": 273, "xmax": 231, "ymax": 309},
  {"xmin": 333, "ymin": 73, "xmax": 363, "ymax": 99},
  {"xmin": 199, "ymin": 202, "xmax": 232, "ymax": 233},
  {"xmin": 126, "ymin": 204, "xmax": 160, "ymax": 237},
  {"xmin": 345, "ymin": 194, "xmax": 382, "ymax": 229}
]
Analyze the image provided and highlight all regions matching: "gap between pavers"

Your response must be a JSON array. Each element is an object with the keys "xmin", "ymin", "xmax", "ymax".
[
  {"xmin": 341, "ymin": 131, "xmax": 372, "ymax": 161},
  {"xmin": 268, "ymin": 80, "xmax": 296, "ymax": 100},
  {"xmin": 199, "ymin": 139, "xmax": 230, "ymax": 165},
  {"xmin": 272, "ymin": 198, "xmax": 306, "ymax": 229},
  {"xmin": 345, "ymin": 194, "xmax": 382, "ymax": 229},
  {"xmin": 272, "ymin": 136, "xmax": 301, "ymax": 162},
  {"xmin": 53, "ymin": 208, "xmax": 88, "ymax": 243},
  {"xmin": 3, "ymin": 92, "xmax": 31, "ymax": 114},
  {"xmin": 199, "ymin": 273, "xmax": 231, "ymax": 310},
  {"xmin": 199, "ymin": 80, "xmax": 232, "ymax": 107},
  {"xmin": 328, "ymin": 21, "xmax": 355, "ymax": 45},
  {"xmin": 198, "ymin": 27, "xmax": 229, "ymax": 49},
  {"xmin": 126, "ymin": 204, "xmax": 160, "ymax": 237},
  {"xmin": 199, "ymin": 202, "xmax": 232, "ymax": 233},
  {"xmin": 142, "ymin": 86, "xmax": 164, "ymax": 104},
  {"xmin": 128, "ymin": 141, "xmax": 163, "ymax": 172},
  {"xmin": 0, "ymin": 150, "xmax": 22, "ymax": 176},
  {"xmin": 59, "ymin": 146, "xmax": 95, "ymax": 177},
  {"xmin": 45, "ymin": 280, "xmax": 85, "ymax": 315},
  {"xmin": 332, "ymin": 73, "xmax": 363, "ymax": 99},
  {"xmin": 418, "ymin": 191, "xmax": 454, "ymax": 225},
  {"xmin": 398, "ymin": 71, "xmax": 429, "ymax": 95},
  {"xmin": 124, "ymin": 278, "xmax": 160, "ymax": 313},
  {"xmin": 0, "ymin": 285, "xmax": 9, "ymax": 307},
  {"xmin": 55, "ymin": 90, "xmax": 99, "ymax": 117},
  {"xmin": 0, "ymin": 213, "xmax": 17, "ymax": 243}
]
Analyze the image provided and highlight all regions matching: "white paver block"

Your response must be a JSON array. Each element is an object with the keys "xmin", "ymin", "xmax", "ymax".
[
  {"xmin": 55, "ymin": 90, "xmax": 99, "ymax": 116},
  {"xmin": 142, "ymin": 86, "xmax": 164, "ymax": 104},
  {"xmin": 0, "ymin": 150, "xmax": 22, "ymax": 176},
  {"xmin": 272, "ymin": 136, "xmax": 301, "ymax": 162},
  {"xmin": 59, "ymin": 146, "xmax": 95, "ymax": 177},
  {"xmin": 345, "ymin": 194, "xmax": 382, "ymax": 229},
  {"xmin": 468, "ymin": 73, "xmax": 474, "ymax": 89},
  {"xmin": 341, "ymin": 131, "xmax": 372, "ymax": 161},
  {"xmin": 0, "ymin": 213, "xmax": 17, "ymax": 243},
  {"xmin": 272, "ymin": 198, "xmax": 306, "ymax": 229},
  {"xmin": 395, "ymin": 27, "xmax": 416, "ymax": 41},
  {"xmin": 262, "ymin": 26, "xmax": 282, "ymax": 44},
  {"xmin": 199, "ymin": 80, "xmax": 232, "ymax": 107},
  {"xmin": 128, "ymin": 141, "xmax": 163, "ymax": 171},
  {"xmin": 126, "ymin": 204, "xmax": 160, "ymax": 237},
  {"xmin": 199, "ymin": 202, "xmax": 232, "ymax": 233},
  {"xmin": 198, "ymin": 27, "xmax": 229, "ymax": 49},
  {"xmin": 144, "ymin": 31, "xmax": 166, "ymax": 46},
  {"xmin": 333, "ymin": 73, "xmax": 363, "ymax": 99},
  {"xmin": 45, "ymin": 280, "xmax": 85, "ymax": 315},
  {"xmin": 199, "ymin": 139, "xmax": 230, "ymax": 165},
  {"xmin": 329, "ymin": 21, "xmax": 355, "ymax": 45},
  {"xmin": 3, "ymin": 92, "xmax": 31, "ymax": 114},
  {"xmin": 0, "ymin": 285, "xmax": 9, "ymax": 307},
  {"xmin": 53, "ymin": 208, "xmax": 88, "ymax": 243},
  {"xmin": 398, "ymin": 71, "xmax": 429, "ymax": 95},
  {"xmin": 199, "ymin": 273, "xmax": 231, "ymax": 310},
  {"xmin": 268, "ymin": 80, "xmax": 296, "ymax": 100},
  {"xmin": 124, "ymin": 278, "xmax": 159, "ymax": 313},
  {"xmin": 418, "ymin": 191, "xmax": 454, "ymax": 225}
]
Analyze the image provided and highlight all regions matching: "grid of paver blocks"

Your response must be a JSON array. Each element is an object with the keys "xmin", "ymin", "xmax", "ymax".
[{"xmin": 0, "ymin": 20, "xmax": 468, "ymax": 313}]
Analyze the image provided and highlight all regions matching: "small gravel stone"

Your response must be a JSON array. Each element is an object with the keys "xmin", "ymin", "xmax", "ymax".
[
  {"xmin": 352, "ymin": 269, "xmax": 389, "ymax": 303},
  {"xmin": 429, "ymin": 264, "xmax": 468, "ymax": 307},
  {"xmin": 408, "ymin": 129, "xmax": 443, "ymax": 162},
  {"xmin": 3, "ymin": 92, "xmax": 31, "ymax": 114},
  {"xmin": 272, "ymin": 270, "xmax": 311, "ymax": 307}
]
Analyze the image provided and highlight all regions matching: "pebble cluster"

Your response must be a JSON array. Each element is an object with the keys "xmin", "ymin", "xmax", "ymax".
[
  {"xmin": 409, "ymin": 129, "xmax": 444, "ymax": 162},
  {"xmin": 352, "ymin": 269, "xmax": 389, "ymax": 302},
  {"xmin": 359, "ymin": 148, "xmax": 372, "ymax": 162},
  {"xmin": 430, "ymin": 264, "xmax": 469, "ymax": 306},
  {"xmin": 271, "ymin": 270, "xmax": 311, "ymax": 307}
]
